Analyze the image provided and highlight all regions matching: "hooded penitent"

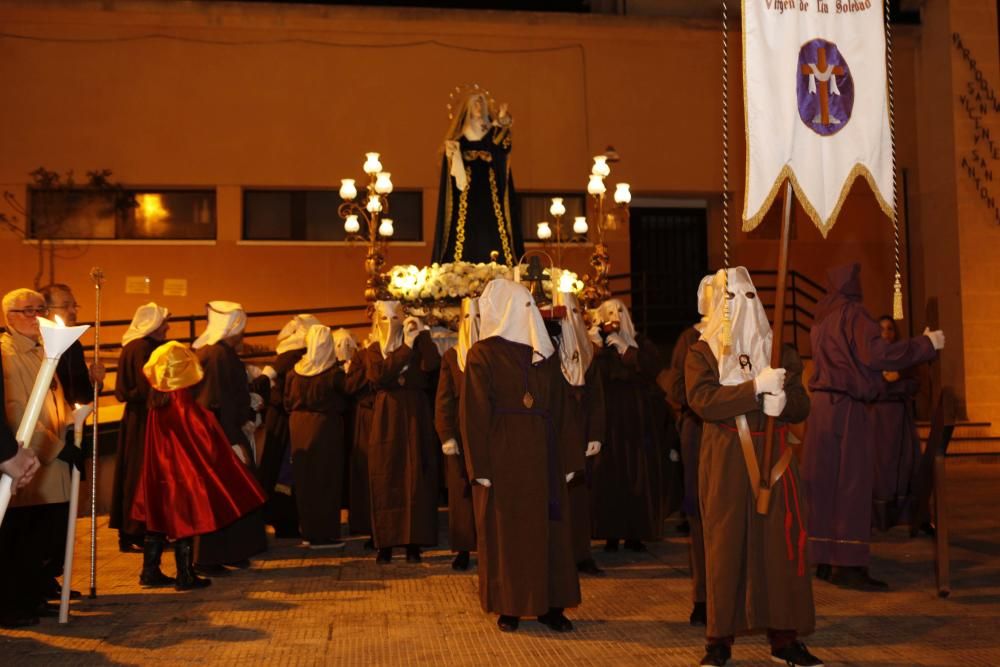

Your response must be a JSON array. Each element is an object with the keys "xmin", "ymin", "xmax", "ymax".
[
  {"xmin": 332, "ymin": 328, "xmax": 358, "ymax": 363},
  {"xmin": 192, "ymin": 301, "xmax": 247, "ymax": 350},
  {"xmin": 700, "ymin": 267, "xmax": 771, "ymax": 386},
  {"xmin": 478, "ymin": 279, "xmax": 554, "ymax": 364},
  {"xmin": 372, "ymin": 301, "xmax": 404, "ymax": 358},
  {"xmin": 276, "ymin": 314, "xmax": 322, "ymax": 355},
  {"xmin": 294, "ymin": 325, "xmax": 336, "ymax": 377},
  {"xmin": 558, "ymin": 291, "xmax": 594, "ymax": 387},
  {"xmin": 122, "ymin": 302, "xmax": 169, "ymax": 347},
  {"xmin": 143, "ymin": 341, "xmax": 205, "ymax": 392},
  {"xmin": 595, "ymin": 299, "xmax": 638, "ymax": 348},
  {"xmin": 455, "ymin": 297, "xmax": 481, "ymax": 372},
  {"xmin": 814, "ymin": 262, "xmax": 863, "ymax": 324}
]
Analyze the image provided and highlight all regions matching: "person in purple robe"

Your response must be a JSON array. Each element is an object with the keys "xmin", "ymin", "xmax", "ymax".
[
  {"xmin": 871, "ymin": 316, "xmax": 922, "ymax": 532},
  {"xmin": 802, "ymin": 264, "xmax": 944, "ymax": 590}
]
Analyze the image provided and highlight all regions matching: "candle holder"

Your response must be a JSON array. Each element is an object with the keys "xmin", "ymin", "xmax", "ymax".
[
  {"xmin": 339, "ymin": 153, "xmax": 396, "ymax": 302},
  {"xmin": 536, "ymin": 197, "xmax": 590, "ymax": 268},
  {"xmin": 582, "ymin": 152, "xmax": 630, "ymax": 307}
]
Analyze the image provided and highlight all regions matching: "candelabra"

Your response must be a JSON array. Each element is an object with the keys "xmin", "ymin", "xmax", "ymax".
[
  {"xmin": 339, "ymin": 152, "xmax": 396, "ymax": 302},
  {"xmin": 537, "ymin": 153, "xmax": 631, "ymax": 306}
]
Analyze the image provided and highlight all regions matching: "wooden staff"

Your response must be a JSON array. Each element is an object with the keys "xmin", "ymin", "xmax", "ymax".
[
  {"xmin": 755, "ymin": 181, "xmax": 793, "ymax": 515},
  {"xmin": 88, "ymin": 267, "xmax": 104, "ymax": 599}
]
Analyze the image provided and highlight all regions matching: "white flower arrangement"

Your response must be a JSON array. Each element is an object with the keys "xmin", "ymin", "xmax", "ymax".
[{"xmin": 385, "ymin": 261, "xmax": 583, "ymax": 329}]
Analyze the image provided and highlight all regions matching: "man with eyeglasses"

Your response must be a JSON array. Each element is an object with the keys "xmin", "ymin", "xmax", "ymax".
[
  {"xmin": 0, "ymin": 288, "xmax": 75, "ymax": 628},
  {"xmin": 39, "ymin": 284, "xmax": 106, "ymax": 407}
]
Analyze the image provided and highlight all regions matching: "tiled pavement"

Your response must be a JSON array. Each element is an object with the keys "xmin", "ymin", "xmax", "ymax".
[{"xmin": 2, "ymin": 459, "xmax": 999, "ymax": 666}]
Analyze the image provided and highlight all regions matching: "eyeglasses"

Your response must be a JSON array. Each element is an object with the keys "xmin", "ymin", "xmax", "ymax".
[{"xmin": 8, "ymin": 307, "xmax": 49, "ymax": 317}]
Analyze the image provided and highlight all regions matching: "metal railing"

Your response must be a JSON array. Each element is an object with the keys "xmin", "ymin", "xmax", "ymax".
[{"xmin": 607, "ymin": 269, "xmax": 827, "ymax": 356}]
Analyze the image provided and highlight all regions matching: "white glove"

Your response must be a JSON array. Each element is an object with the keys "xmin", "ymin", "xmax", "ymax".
[
  {"xmin": 232, "ymin": 444, "xmax": 248, "ymax": 464},
  {"xmin": 261, "ymin": 365, "xmax": 278, "ymax": 383},
  {"xmin": 923, "ymin": 327, "xmax": 946, "ymax": 350},
  {"xmin": 606, "ymin": 332, "xmax": 629, "ymax": 355},
  {"xmin": 441, "ymin": 439, "xmax": 459, "ymax": 456},
  {"xmin": 475, "ymin": 478, "xmax": 492, "ymax": 487},
  {"xmin": 585, "ymin": 441, "xmax": 602, "ymax": 457},
  {"xmin": 762, "ymin": 390, "xmax": 787, "ymax": 417},
  {"xmin": 249, "ymin": 392, "xmax": 264, "ymax": 412},
  {"xmin": 753, "ymin": 367, "xmax": 786, "ymax": 395},
  {"xmin": 565, "ymin": 472, "xmax": 575, "ymax": 482},
  {"xmin": 669, "ymin": 448, "xmax": 680, "ymax": 463}
]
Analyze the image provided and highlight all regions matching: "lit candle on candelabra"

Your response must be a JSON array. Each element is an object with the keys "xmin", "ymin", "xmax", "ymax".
[
  {"xmin": 339, "ymin": 179, "xmax": 357, "ymax": 201},
  {"xmin": 344, "ymin": 214, "xmax": 361, "ymax": 235},
  {"xmin": 536, "ymin": 221, "xmax": 553, "ymax": 240},
  {"xmin": 587, "ymin": 174, "xmax": 607, "ymax": 196},
  {"xmin": 363, "ymin": 152, "xmax": 383, "ymax": 175},
  {"xmin": 0, "ymin": 316, "xmax": 90, "ymax": 527},
  {"xmin": 591, "ymin": 155, "xmax": 611, "ymax": 177},
  {"xmin": 614, "ymin": 183, "xmax": 632, "ymax": 205},
  {"xmin": 374, "ymin": 172, "xmax": 393, "ymax": 195},
  {"xmin": 378, "ymin": 218, "xmax": 395, "ymax": 237},
  {"xmin": 573, "ymin": 216, "xmax": 589, "ymax": 235},
  {"xmin": 60, "ymin": 401, "xmax": 93, "ymax": 624}
]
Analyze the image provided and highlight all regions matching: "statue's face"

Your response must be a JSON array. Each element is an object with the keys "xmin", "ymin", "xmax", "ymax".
[{"xmin": 468, "ymin": 95, "xmax": 486, "ymax": 121}]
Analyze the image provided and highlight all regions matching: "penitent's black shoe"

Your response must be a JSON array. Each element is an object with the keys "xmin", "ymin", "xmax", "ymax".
[
  {"xmin": 405, "ymin": 545, "xmax": 422, "ymax": 563},
  {"xmin": 604, "ymin": 539, "xmax": 620, "ymax": 553},
  {"xmin": 700, "ymin": 642, "xmax": 731, "ymax": 666},
  {"xmin": 537, "ymin": 609, "xmax": 573, "ymax": 633},
  {"xmin": 451, "ymin": 551, "xmax": 470, "ymax": 571},
  {"xmin": 831, "ymin": 566, "xmax": 888, "ymax": 591},
  {"xmin": 770, "ymin": 640, "xmax": 824, "ymax": 666},
  {"xmin": 0, "ymin": 610, "xmax": 39, "ymax": 629},
  {"xmin": 689, "ymin": 601, "xmax": 707, "ymax": 626},
  {"xmin": 497, "ymin": 615, "xmax": 519, "ymax": 632},
  {"xmin": 815, "ymin": 563, "xmax": 832, "ymax": 582},
  {"xmin": 676, "ymin": 519, "xmax": 691, "ymax": 536},
  {"xmin": 577, "ymin": 558, "xmax": 606, "ymax": 577},
  {"xmin": 623, "ymin": 539, "xmax": 648, "ymax": 553},
  {"xmin": 375, "ymin": 547, "xmax": 392, "ymax": 564}
]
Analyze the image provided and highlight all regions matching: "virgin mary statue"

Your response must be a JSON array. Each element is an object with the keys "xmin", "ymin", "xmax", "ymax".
[{"xmin": 431, "ymin": 85, "xmax": 524, "ymax": 267}]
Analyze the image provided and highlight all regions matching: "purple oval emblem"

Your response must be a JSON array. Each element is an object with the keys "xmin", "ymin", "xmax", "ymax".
[{"xmin": 797, "ymin": 39, "xmax": 854, "ymax": 137}]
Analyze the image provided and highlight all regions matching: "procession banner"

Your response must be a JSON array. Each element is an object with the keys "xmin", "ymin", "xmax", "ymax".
[{"xmin": 742, "ymin": 0, "xmax": 893, "ymax": 236}]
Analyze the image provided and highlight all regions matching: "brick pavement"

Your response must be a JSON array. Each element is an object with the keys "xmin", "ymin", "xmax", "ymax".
[{"xmin": 2, "ymin": 459, "xmax": 999, "ymax": 666}]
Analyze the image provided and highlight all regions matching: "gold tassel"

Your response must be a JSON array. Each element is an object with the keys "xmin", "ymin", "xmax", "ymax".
[{"xmin": 892, "ymin": 272, "xmax": 904, "ymax": 321}]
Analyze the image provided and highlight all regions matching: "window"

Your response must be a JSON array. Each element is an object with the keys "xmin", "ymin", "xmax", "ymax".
[
  {"xmin": 28, "ymin": 189, "xmax": 217, "ymax": 241},
  {"xmin": 243, "ymin": 189, "xmax": 423, "ymax": 242},
  {"xmin": 519, "ymin": 192, "xmax": 586, "ymax": 241}
]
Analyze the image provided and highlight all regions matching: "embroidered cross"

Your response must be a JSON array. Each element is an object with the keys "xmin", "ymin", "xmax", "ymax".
[{"xmin": 801, "ymin": 47, "xmax": 845, "ymax": 127}]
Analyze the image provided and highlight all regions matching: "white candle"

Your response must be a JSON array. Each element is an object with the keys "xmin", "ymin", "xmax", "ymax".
[
  {"xmin": 0, "ymin": 316, "xmax": 89, "ymax": 527},
  {"xmin": 60, "ymin": 402, "xmax": 93, "ymax": 624}
]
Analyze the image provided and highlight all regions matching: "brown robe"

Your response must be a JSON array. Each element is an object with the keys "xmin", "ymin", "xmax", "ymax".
[
  {"xmin": 565, "ymin": 360, "xmax": 606, "ymax": 564},
  {"xmin": 667, "ymin": 325, "xmax": 706, "ymax": 605},
  {"xmin": 589, "ymin": 335, "xmax": 666, "ymax": 541},
  {"xmin": 193, "ymin": 341, "xmax": 268, "ymax": 565},
  {"xmin": 110, "ymin": 336, "xmax": 157, "ymax": 537},
  {"xmin": 366, "ymin": 332, "xmax": 440, "ymax": 548},
  {"xmin": 258, "ymin": 349, "xmax": 304, "ymax": 533},
  {"xmin": 434, "ymin": 348, "xmax": 477, "ymax": 553},
  {"xmin": 285, "ymin": 364, "xmax": 348, "ymax": 543},
  {"xmin": 345, "ymin": 352, "xmax": 373, "ymax": 535},
  {"xmin": 460, "ymin": 338, "xmax": 583, "ymax": 617},
  {"xmin": 685, "ymin": 341, "xmax": 814, "ymax": 639}
]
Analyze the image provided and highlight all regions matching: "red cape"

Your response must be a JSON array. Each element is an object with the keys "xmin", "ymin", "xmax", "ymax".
[{"xmin": 132, "ymin": 388, "xmax": 266, "ymax": 539}]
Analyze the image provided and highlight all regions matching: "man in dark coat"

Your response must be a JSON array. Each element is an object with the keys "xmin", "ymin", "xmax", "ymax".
[
  {"xmin": 802, "ymin": 264, "xmax": 943, "ymax": 589},
  {"xmin": 461, "ymin": 279, "xmax": 583, "ymax": 634},
  {"xmin": 191, "ymin": 301, "xmax": 268, "ymax": 571},
  {"xmin": 111, "ymin": 303, "xmax": 169, "ymax": 555}
]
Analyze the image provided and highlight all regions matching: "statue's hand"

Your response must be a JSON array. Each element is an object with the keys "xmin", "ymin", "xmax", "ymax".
[{"xmin": 498, "ymin": 102, "xmax": 509, "ymax": 118}]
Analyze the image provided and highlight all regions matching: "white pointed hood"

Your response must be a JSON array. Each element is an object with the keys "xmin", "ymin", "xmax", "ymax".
[
  {"xmin": 276, "ymin": 314, "xmax": 322, "ymax": 355},
  {"xmin": 294, "ymin": 325, "xmax": 336, "ymax": 377},
  {"xmin": 700, "ymin": 267, "xmax": 772, "ymax": 386},
  {"xmin": 372, "ymin": 300, "xmax": 404, "ymax": 358},
  {"xmin": 121, "ymin": 302, "xmax": 169, "ymax": 347},
  {"xmin": 192, "ymin": 301, "xmax": 246, "ymax": 349},
  {"xmin": 595, "ymin": 299, "xmax": 638, "ymax": 348},
  {"xmin": 456, "ymin": 297, "xmax": 481, "ymax": 373},
  {"xmin": 478, "ymin": 278, "xmax": 554, "ymax": 364},
  {"xmin": 557, "ymin": 291, "xmax": 594, "ymax": 386},
  {"xmin": 333, "ymin": 328, "xmax": 358, "ymax": 362},
  {"xmin": 694, "ymin": 274, "xmax": 716, "ymax": 333}
]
